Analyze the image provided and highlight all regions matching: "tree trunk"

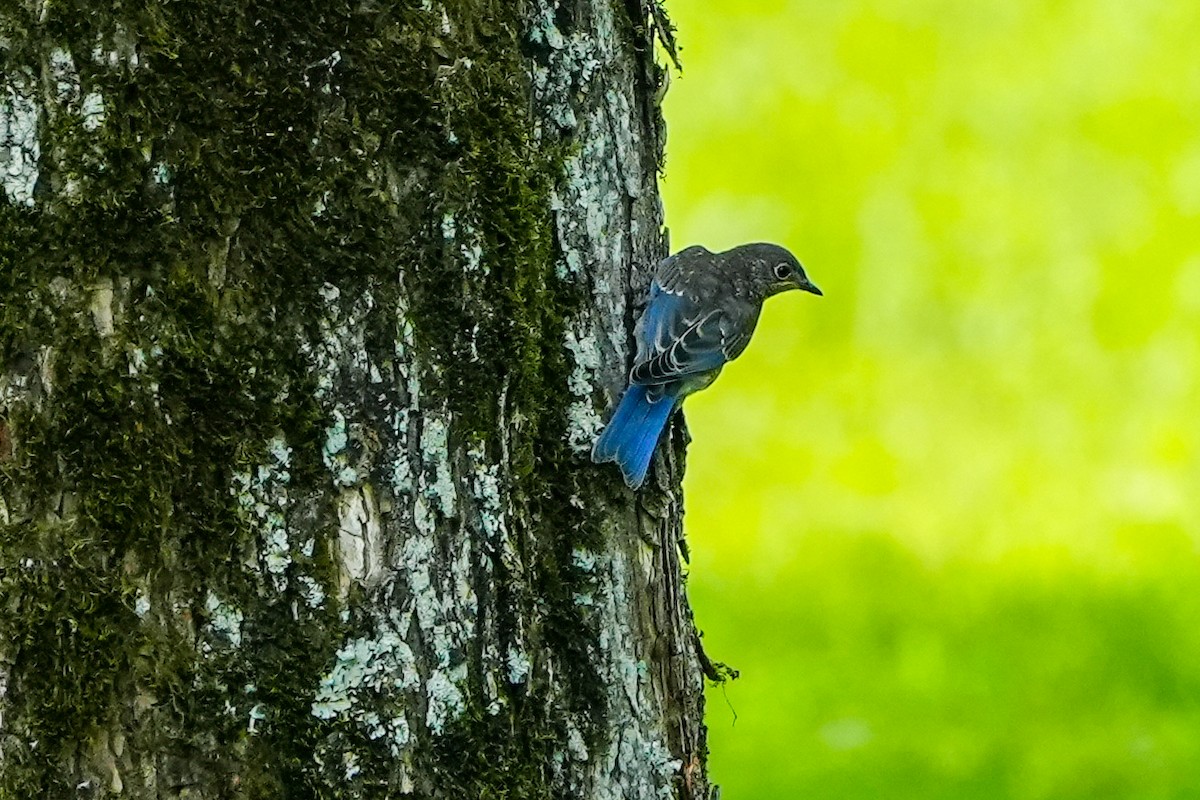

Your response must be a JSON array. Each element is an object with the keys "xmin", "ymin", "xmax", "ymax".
[{"xmin": 0, "ymin": 1, "xmax": 709, "ymax": 797}]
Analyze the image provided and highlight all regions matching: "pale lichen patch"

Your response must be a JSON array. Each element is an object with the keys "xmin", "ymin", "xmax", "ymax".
[
  {"xmin": 297, "ymin": 575, "xmax": 326, "ymax": 609},
  {"xmin": 152, "ymin": 162, "xmax": 171, "ymax": 185},
  {"xmin": 204, "ymin": 591, "xmax": 244, "ymax": 650},
  {"xmin": 306, "ymin": 284, "xmax": 380, "ymax": 489},
  {"xmin": 133, "ymin": 590, "xmax": 151, "ymax": 618},
  {"xmin": 420, "ymin": 415, "xmax": 456, "ymax": 517},
  {"xmin": 49, "ymin": 48, "xmax": 80, "ymax": 104},
  {"xmin": 505, "ymin": 646, "xmax": 530, "ymax": 685},
  {"xmin": 564, "ymin": 325, "xmax": 605, "ymax": 452},
  {"xmin": 247, "ymin": 704, "xmax": 266, "ymax": 734},
  {"xmin": 0, "ymin": 72, "xmax": 40, "ymax": 207},
  {"xmin": 322, "ymin": 409, "xmax": 359, "ymax": 487},
  {"xmin": 231, "ymin": 434, "xmax": 296, "ymax": 591},
  {"xmin": 388, "ymin": 303, "xmax": 419, "ymax": 495},
  {"xmin": 80, "ymin": 91, "xmax": 105, "ymax": 132},
  {"xmin": 571, "ymin": 547, "xmax": 598, "ymax": 573},
  {"xmin": 468, "ymin": 443, "xmax": 505, "ymax": 541},
  {"xmin": 566, "ymin": 722, "xmax": 589, "ymax": 762},
  {"xmin": 90, "ymin": 27, "xmax": 141, "ymax": 70},
  {"xmin": 310, "ymin": 612, "xmax": 419, "ymax": 757},
  {"xmin": 399, "ymin": 529, "xmax": 463, "ymax": 708},
  {"xmin": 424, "ymin": 665, "xmax": 467, "ymax": 734},
  {"xmin": 400, "ymin": 461, "xmax": 476, "ymax": 736}
]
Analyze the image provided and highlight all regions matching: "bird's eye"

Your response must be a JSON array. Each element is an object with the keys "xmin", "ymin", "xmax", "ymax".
[{"xmin": 773, "ymin": 263, "xmax": 790, "ymax": 281}]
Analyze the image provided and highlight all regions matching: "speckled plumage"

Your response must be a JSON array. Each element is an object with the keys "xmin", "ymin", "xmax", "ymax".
[{"xmin": 592, "ymin": 242, "xmax": 821, "ymax": 488}]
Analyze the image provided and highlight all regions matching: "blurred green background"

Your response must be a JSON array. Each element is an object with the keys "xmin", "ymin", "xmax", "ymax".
[{"xmin": 660, "ymin": 1, "xmax": 1200, "ymax": 797}]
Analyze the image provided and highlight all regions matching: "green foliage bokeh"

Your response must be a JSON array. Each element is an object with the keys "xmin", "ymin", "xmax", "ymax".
[{"xmin": 661, "ymin": 1, "xmax": 1200, "ymax": 797}]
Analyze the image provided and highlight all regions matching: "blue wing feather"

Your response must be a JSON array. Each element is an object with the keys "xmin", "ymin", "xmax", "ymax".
[
  {"xmin": 631, "ymin": 308, "xmax": 738, "ymax": 386},
  {"xmin": 637, "ymin": 281, "xmax": 687, "ymax": 361}
]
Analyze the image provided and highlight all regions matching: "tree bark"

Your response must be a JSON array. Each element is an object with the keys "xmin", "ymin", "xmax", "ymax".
[{"xmin": 0, "ymin": 1, "xmax": 709, "ymax": 798}]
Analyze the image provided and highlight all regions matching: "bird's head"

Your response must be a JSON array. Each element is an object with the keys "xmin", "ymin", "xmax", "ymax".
[{"xmin": 734, "ymin": 242, "xmax": 822, "ymax": 299}]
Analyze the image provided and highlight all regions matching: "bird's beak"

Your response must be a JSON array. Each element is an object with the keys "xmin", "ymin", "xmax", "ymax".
[{"xmin": 798, "ymin": 278, "xmax": 823, "ymax": 296}]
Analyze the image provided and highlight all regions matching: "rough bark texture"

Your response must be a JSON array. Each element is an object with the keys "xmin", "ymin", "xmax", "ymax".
[{"xmin": 0, "ymin": 0, "xmax": 709, "ymax": 798}]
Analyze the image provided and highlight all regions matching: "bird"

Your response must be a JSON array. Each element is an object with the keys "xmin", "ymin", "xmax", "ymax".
[{"xmin": 592, "ymin": 242, "xmax": 821, "ymax": 489}]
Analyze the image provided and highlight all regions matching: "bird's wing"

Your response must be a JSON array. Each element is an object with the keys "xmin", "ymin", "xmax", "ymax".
[
  {"xmin": 636, "ymin": 244, "xmax": 722, "ymax": 359},
  {"xmin": 630, "ymin": 304, "xmax": 749, "ymax": 385}
]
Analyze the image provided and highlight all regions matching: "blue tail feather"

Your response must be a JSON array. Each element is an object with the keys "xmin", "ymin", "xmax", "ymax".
[{"xmin": 592, "ymin": 384, "xmax": 675, "ymax": 488}]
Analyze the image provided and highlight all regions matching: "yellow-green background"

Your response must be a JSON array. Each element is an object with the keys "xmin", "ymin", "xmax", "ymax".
[{"xmin": 661, "ymin": 1, "xmax": 1200, "ymax": 797}]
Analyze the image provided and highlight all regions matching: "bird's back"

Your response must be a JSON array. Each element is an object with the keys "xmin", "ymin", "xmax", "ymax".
[{"xmin": 652, "ymin": 245, "xmax": 729, "ymax": 302}]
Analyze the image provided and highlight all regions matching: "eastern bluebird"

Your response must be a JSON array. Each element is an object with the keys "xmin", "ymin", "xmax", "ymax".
[{"xmin": 592, "ymin": 243, "xmax": 821, "ymax": 488}]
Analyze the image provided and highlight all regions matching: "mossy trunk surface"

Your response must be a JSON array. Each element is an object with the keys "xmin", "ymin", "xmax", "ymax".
[{"xmin": 0, "ymin": 1, "xmax": 710, "ymax": 797}]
